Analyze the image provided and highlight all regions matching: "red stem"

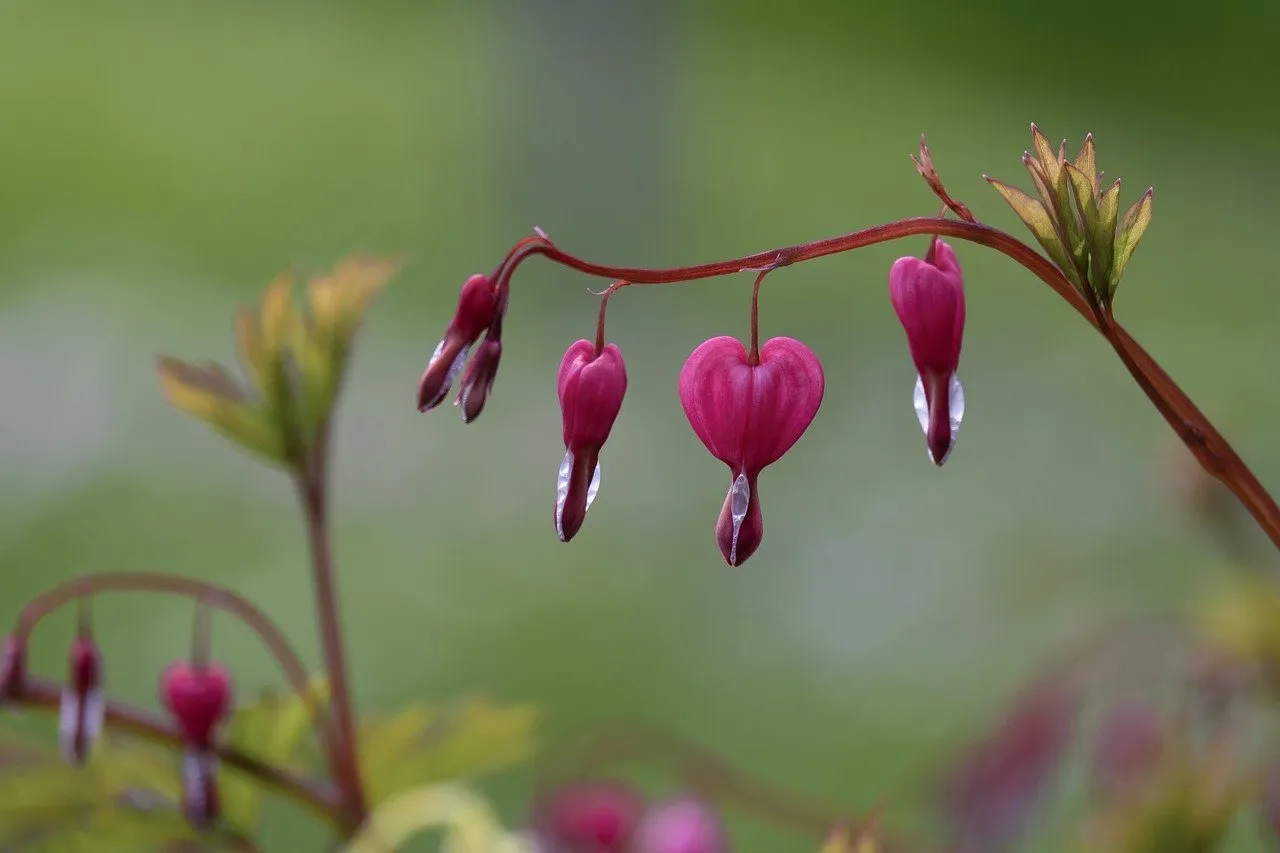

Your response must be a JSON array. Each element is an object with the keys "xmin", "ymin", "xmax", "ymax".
[
  {"xmin": 17, "ymin": 573, "xmax": 315, "ymax": 704},
  {"xmin": 593, "ymin": 281, "xmax": 629, "ymax": 354},
  {"xmin": 299, "ymin": 419, "xmax": 367, "ymax": 832},
  {"xmin": 492, "ymin": 218, "xmax": 1280, "ymax": 552}
]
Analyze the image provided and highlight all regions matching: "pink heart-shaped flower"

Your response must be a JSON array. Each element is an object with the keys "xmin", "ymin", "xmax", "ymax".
[
  {"xmin": 678, "ymin": 336, "xmax": 824, "ymax": 565},
  {"xmin": 160, "ymin": 661, "xmax": 234, "ymax": 749}
]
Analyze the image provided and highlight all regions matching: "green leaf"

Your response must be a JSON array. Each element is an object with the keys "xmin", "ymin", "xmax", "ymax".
[
  {"xmin": 343, "ymin": 783, "xmax": 533, "ymax": 853},
  {"xmin": 1094, "ymin": 178, "xmax": 1123, "ymax": 286},
  {"xmin": 0, "ymin": 730, "xmax": 244, "ymax": 851},
  {"xmin": 1112, "ymin": 188, "xmax": 1154, "ymax": 290},
  {"xmin": 1073, "ymin": 133, "xmax": 1098, "ymax": 195},
  {"xmin": 986, "ymin": 177, "xmax": 1079, "ymax": 285},
  {"xmin": 220, "ymin": 678, "xmax": 329, "ymax": 833},
  {"xmin": 1028, "ymin": 127, "xmax": 1086, "ymax": 268},
  {"xmin": 359, "ymin": 697, "xmax": 538, "ymax": 807},
  {"xmin": 156, "ymin": 357, "xmax": 288, "ymax": 465}
]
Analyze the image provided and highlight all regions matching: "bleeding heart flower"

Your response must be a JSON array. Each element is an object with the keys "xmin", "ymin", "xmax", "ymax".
[
  {"xmin": 532, "ymin": 779, "xmax": 645, "ymax": 852},
  {"xmin": 634, "ymin": 796, "xmax": 729, "ymax": 853},
  {"xmin": 889, "ymin": 238, "xmax": 966, "ymax": 465},
  {"xmin": 0, "ymin": 635, "xmax": 27, "ymax": 702},
  {"xmin": 59, "ymin": 635, "xmax": 104, "ymax": 765},
  {"xmin": 556, "ymin": 339, "xmax": 628, "ymax": 542},
  {"xmin": 160, "ymin": 661, "xmax": 234, "ymax": 751},
  {"xmin": 678, "ymin": 336, "xmax": 824, "ymax": 566},
  {"xmin": 417, "ymin": 273, "xmax": 498, "ymax": 412}
]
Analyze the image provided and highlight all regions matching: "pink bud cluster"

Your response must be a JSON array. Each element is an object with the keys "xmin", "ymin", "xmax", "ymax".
[
  {"xmin": 532, "ymin": 780, "xmax": 729, "ymax": 853},
  {"xmin": 418, "ymin": 240, "xmax": 968, "ymax": 565}
]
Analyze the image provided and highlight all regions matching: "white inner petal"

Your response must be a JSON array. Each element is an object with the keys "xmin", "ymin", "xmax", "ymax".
[
  {"xmin": 912, "ymin": 373, "xmax": 965, "ymax": 460},
  {"xmin": 728, "ymin": 473, "xmax": 750, "ymax": 564},
  {"xmin": 58, "ymin": 689, "xmax": 76, "ymax": 759},
  {"xmin": 554, "ymin": 451, "xmax": 602, "ymax": 541}
]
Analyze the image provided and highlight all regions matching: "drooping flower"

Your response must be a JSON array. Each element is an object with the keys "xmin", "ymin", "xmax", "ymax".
[
  {"xmin": 59, "ymin": 635, "xmax": 104, "ymax": 765},
  {"xmin": 160, "ymin": 661, "xmax": 235, "ymax": 831},
  {"xmin": 417, "ymin": 273, "xmax": 498, "ymax": 412},
  {"xmin": 889, "ymin": 238, "xmax": 966, "ymax": 465},
  {"xmin": 634, "ymin": 797, "xmax": 729, "ymax": 853},
  {"xmin": 678, "ymin": 336, "xmax": 824, "ymax": 566},
  {"xmin": 532, "ymin": 779, "xmax": 645, "ymax": 852},
  {"xmin": 556, "ymin": 339, "xmax": 628, "ymax": 542},
  {"xmin": 455, "ymin": 336, "xmax": 502, "ymax": 423}
]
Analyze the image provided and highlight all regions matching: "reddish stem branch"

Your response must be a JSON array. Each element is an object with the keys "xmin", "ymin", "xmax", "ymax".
[
  {"xmin": 299, "ymin": 420, "xmax": 367, "ymax": 832},
  {"xmin": 491, "ymin": 218, "xmax": 1280, "ymax": 552},
  {"xmin": 11, "ymin": 675, "xmax": 339, "ymax": 822},
  {"xmin": 593, "ymin": 281, "xmax": 629, "ymax": 354},
  {"xmin": 17, "ymin": 573, "xmax": 315, "ymax": 706}
]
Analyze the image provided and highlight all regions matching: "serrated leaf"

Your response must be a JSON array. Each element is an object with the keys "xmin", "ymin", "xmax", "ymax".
[
  {"xmin": 359, "ymin": 698, "xmax": 537, "ymax": 807},
  {"xmin": 986, "ymin": 177, "xmax": 1079, "ymax": 284},
  {"xmin": 343, "ymin": 783, "xmax": 532, "ymax": 853},
  {"xmin": 1112, "ymin": 188, "xmax": 1154, "ymax": 289},
  {"xmin": 156, "ymin": 357, "xmax": 287, "ymax": 464},
  {"xmin": 220, "ymin": 678, "xmax": 329, "ymax": 833}
]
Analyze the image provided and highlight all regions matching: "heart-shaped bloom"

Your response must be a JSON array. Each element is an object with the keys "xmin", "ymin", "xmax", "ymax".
[
  {"xmin": 679, "ymin": 336, "xmax": 824, "ymax": 566},
  {"xmin": 556, "ymin": 339, "xmax": 628, "ymax": 542},
  {"xmin": 417, "ymin": 273, "xmax": 498, "ymax": 413},
  {"xmin": 889, "ymin": 238, "xmax": 966, "ymax": 465},
  {"xmin": 161, "ymin": 661, "xmax": 234, "ymax": 831},
  {"xmin": 160, "ymin": 661, "xmax": 234, "ymax": 751},
  {"xmin": 532, "ymin": 779, "xmax": 645, "ymax": 852},
  {"xmin": 59, "ymin": 635, "xmax": 104, "ymax": 765},
  {"xmin": 633, "ymin": 797, "xmax": 729, "ymax": 853}
]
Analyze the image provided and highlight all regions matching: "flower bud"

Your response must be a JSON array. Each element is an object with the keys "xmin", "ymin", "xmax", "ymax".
[
  {"xmin": 59, "ymin": 636, "xmax": 104, "ymax": 765},
  {"xmin": 417, "ymin": 273, "xmax": 498, "ymax": 412},
  {"xmin": 889, "ymin": 238, "xmax": 966, "ymax": 465},
  {"xmin": 634, "ymin": 797, "xmax": 729, "ymax": 853},
  {"xmin": 532, "ymin": 779, "xmax": 645, "ymax": 852},
  {"xmin": 160, "ymin": 661, "xmax": 234, "ymax": 751},
  {"xmin": 455, "ymin": 335, "xmax": 502, "ymax": 424},
  {"xmin": 0, "ymin": 635, "xmax": 27, "ymax": 702},
  {"xmin": 555, "ymin": 339, "xmax": 628, "ymax": 542},
  {"xmin": 678, "ymin": 336, "xmax": 824, "ymax": 566}
]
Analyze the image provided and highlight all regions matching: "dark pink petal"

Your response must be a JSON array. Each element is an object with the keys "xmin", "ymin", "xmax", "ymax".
[
  {"xmin": 532, "ymin": 779, "xmax": 645, "ymax": 852},
  {"xmin": 889, "ymin": 243, "xmax": 965, "ymax": 377},
  {"xmin": 455, "ymin": 336, "xmax": 502, "ymax": 423},
  {"xmin": 677, "ymin": 336, "xmax": 824, "ymax": 475},
  {"xmin": 60, "ymin": 637, "xmax": 104, "ymax": 764},
  {"xmin": 1092, "ymin": 700, "xmax": 1166, "ymax": 799},
  {"xmin": 558, "ymin": 340, "xmax": 628, "ymax": 453},
  {"xmin": 160, "ymin": 662, "xmax": 234, "ymax": 750},
  {"xmin": 417, "ymin": 273, "xmax": 497, "ymax": 412}
]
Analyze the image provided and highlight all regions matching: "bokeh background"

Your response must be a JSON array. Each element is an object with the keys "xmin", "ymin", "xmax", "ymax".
[{"xmin": 3, "ymin": 0, "xmax": 1279, "ymax": 849}]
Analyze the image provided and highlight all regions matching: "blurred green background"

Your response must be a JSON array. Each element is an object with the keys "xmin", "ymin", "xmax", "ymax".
[{"xmin": 2, "ymin": 0, "xmax": 1279, "ymax": 849}]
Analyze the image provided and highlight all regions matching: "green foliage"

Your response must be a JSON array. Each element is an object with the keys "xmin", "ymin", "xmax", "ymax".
[
  {"xmin": 220, "ymin": 678, "xmax": 330, "ymax": 834},
  {"xmin": 989, "ymin": 124, "xmax": 1155, "ymax": 306},
  {"xmin": 343, "ymin": 783, "xmax": 534, "ymax": 853},
  {"xmin": 359, "ymin": 697, "xmax": 538, "ymax": 808},
  {"xmin": 157, "ymin": 257, "xmax": 400, "ymax": 471},
  {"xmin": 0, "ymin": 730, "xmax": 243, "ymax": 851}
]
